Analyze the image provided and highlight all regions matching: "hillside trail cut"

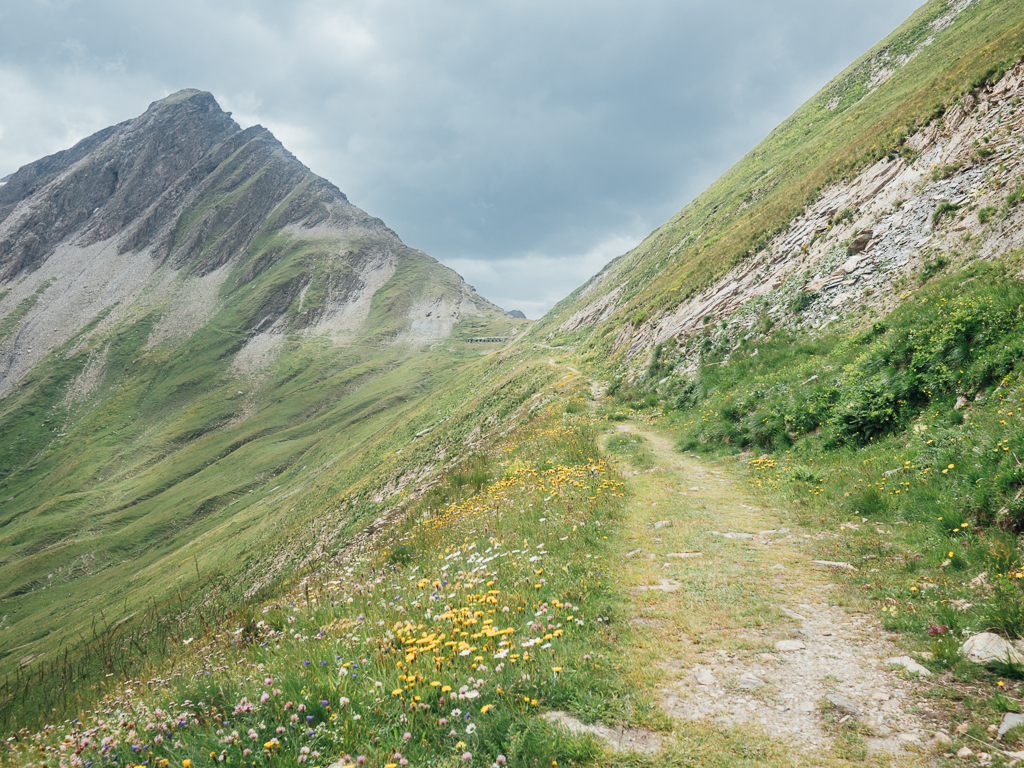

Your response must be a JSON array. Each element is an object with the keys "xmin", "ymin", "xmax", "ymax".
[{"xmin": 597, "ymin": 421, "xmax": 943, "ymax": 762}]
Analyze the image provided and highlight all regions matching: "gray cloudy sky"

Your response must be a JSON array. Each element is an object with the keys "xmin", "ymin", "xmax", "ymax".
[{"xmin": 0, "ymin": 0, "xmax": 923, "ymax": 317}]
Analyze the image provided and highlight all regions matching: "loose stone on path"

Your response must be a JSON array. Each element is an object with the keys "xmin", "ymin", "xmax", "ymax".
[{"xmin": 775, "ymin": 639, "xmax": 806, "ymax": 652}]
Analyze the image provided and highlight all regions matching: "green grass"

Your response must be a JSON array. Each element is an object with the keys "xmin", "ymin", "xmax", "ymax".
[{"xmin": 536, "ymin": 0, "xmax": 1024, "ymax": 360}]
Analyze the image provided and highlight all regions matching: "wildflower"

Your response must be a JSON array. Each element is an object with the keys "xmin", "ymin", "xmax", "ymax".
[{"xmin": 462, "ymin": 752, "xmax": 473, "ymax": 761}]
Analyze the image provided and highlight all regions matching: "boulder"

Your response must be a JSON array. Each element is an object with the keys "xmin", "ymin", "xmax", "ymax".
[{"xmin": 960, "ymin": 633, "xmax": 1024, "ymax": 666}]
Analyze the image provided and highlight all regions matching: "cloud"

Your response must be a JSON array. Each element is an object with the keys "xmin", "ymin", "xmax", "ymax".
[{"xmin": 0, "ymin": 0, "xmax": 924, "ymax": 313}]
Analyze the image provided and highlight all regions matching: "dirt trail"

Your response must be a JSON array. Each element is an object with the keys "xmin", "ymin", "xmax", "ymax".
[{"xmin": 605, "ymin": 422, "xmax": 942, "ymax": 762}]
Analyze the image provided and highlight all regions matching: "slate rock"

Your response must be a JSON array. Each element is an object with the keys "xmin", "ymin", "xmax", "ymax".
[
  {"xmin": 692, "ymin": 668, "xmax": 716, "ymax": 686},
  {"xmin": 998, "ymin": 712, "xmax": 1024, "ymax": 740},
  {"xmin": 737, "ymin": 673, "xmax": 766, "ymax": 689},
  {"xmin": 826, "ymin": 693, "xmax": 862, "ymax": 716},
  {"xmin": 886, "ymin": 655, "xmax": 932, "ymax": 676},
  {"xmin": 775, "ymin": 639, "xmax": 806, "ymax": 652}
]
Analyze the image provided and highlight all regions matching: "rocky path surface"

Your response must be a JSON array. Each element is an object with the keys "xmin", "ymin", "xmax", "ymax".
[{"xmin": 602, "ymin": 423, "xmax": 941, "ymax": 763}]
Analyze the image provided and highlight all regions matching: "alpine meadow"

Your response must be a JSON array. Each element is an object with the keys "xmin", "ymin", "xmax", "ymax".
[{"xmin": 4, "ymin": 1, "xmax": 1024, "ymax": 766}]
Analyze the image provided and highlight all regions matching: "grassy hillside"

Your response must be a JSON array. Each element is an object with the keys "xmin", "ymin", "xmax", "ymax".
[
  {"xmin": 537, "ymin": 0, "xmax": 1024, "ymax": 354},
  {"xmin": 6, "ymin": 1, "xmax": 1024, "ymax": 764}
]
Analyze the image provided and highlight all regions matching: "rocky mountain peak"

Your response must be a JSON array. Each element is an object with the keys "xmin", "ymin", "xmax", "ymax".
[{"xmin": 0, "ymin": 89, "xmax": 242, "ymax": 279}]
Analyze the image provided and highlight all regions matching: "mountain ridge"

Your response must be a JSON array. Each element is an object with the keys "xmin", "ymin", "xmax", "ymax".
[{"xmin": 0, "ymin": 88, "xmax": 527, "ymax": 700}]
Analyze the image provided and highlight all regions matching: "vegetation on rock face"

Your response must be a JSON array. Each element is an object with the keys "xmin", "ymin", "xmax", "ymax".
[
  {"xmin": 536, "ymin": 0, "xmax": 1024, "ymax": 359},
  {"xmin": 7, "ymin": 0, "xmax": 1024, "ymax": 765}
]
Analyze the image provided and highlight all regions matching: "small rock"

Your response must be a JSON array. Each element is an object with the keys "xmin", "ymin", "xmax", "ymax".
[
  {"xmin": 666, "ymin": 552, "xmax": 703, "ymax": 559},
  {"xmin": 712, "ymin": 531, "xmax": 755, "ymax": 539},
  {"xmin": 625, "ymin": 548, "xmax": 642, "ymax": 557},
  {"xmin": 653, "ymin": 521, "xmax": 670, "ymax": 529},
  {"xmin": 809, "ymin": 559, "xmax": 858, "ymax": 571},
  {"xmin": 797, "ymin": 700, "xmax": 816, "ymax": 713},
  {"xmin": 871, "ymin": 692, "xmax": 891, "ymax": 702},
  {"xmin": 897, "ymin": 732, "xmax": 921, "ymax": 744},
  {"xmin": 692, "ymin": 668, "xmax": 716, "ymax": 686},
  {"xmin": 956, "ymin": 746, "xmax": 974, "ymax": 758},
  {"xmin": 955, "ymin": 722, "xmax": 970, "ymax": 734},
  {"xmin": 775, "ymin": 639, "xmax": 806, "ymax": 652},
  {"xmin": 690, "ymin": 486, "xmax": 699, "ymax": 491},
  {"xmin": 737, "ymin": 673, "xmax": 766, "ymax": 689},
  {"xmin": 758, "ymin": 653, "xmax": 777, "ymax": 663},
  {"xmin": 886, "ymin": 655, "xmax": 932, "ymax": 676},
  {"xmin": 826, "ymin": 693, "xmax": 862, "ymax": 716},
  {"xmin": 999, "ymin": 713, "xmax": 1024, "ymax": 740},
  {"xmin": 961, "ymin": 632, "xmax": 1024, "ymax": 666},
  {"xmin": 932, "ymin": 731, "xmax": 953, "ymax": 747}
]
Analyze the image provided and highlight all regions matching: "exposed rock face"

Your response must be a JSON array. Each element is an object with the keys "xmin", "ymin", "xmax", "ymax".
[
  {"xmin": 589, "ymin": 59, "xmax": 1024, "ymax": 374},
  {"xmin": 0, "ymin": 89, "xmax": 502, "ymax": 397}
]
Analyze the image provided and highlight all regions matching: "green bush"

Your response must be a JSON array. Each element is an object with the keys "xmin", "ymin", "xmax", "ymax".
[{"xmin": 932, "ymin": 201, "xmax": 960, "ymax": 226}]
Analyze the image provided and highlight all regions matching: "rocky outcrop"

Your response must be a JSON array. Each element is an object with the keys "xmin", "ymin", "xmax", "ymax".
[
  {"xmin": 0, "ymin": 89, "xmax": 505, "ymax": 397},
  {"xmin": 608, "ymin": 60, "xmax": 1024, "ymax": 373}
]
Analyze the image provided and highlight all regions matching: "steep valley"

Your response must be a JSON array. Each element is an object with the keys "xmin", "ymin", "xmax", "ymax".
[{"xmin": 4, "ymin": 0, "xmax": 1024, "ymax": 765}]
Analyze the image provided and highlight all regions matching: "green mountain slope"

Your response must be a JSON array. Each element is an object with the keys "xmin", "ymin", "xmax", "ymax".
[
  {"xmin": 0, "ymin": 90, "xmax": 527, "ymax": 704},
  {"xmin": 6, "ymin": 1, "xmax": 1024, "ymax": 761},
  {"xmin": 536, "ymin": 0, "xmax": 1024, "ymax": 366}
]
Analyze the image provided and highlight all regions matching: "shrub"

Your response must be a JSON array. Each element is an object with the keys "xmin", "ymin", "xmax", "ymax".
[
  {"xmin": 978, "ymin": 206, "xmax": 998, "ymax": 223},
  {"xmin": 932, "ymin": 201, "xmax": 960, "ymax": 226}
]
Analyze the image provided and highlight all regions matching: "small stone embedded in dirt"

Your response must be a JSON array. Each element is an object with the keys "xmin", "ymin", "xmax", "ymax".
[
  {"xmin": 634, "ymin": 578, "xmax": 682, "ymax": 593},
  {"xmin": 886, "ymin": 656, "xmax": 932, "ymax": 676},
  {"xmin": 666, "ymin": 551, "xmax": 702, "ymax": 559},
  {"xmin": 956, "ymin": 746, "xmax": 974, "ymax": 758},
  {"xmin": 692, "ymin": 668, "xmax": 716, "ymax": 686},
  {"xmin": 931, "ymin": 731, "xmax": 953, "ymax": 747},
  {"xmin": 737, "ymin": 673, "xmax": 766, "ymax": 689},
  {"xmin": 797, "ymin": 700, "xmax": 816, "ymax": 713},
  {"xmin": 998, "ymin": 712, "xmax": 1024, "ymax": 740},
  {"xmin": 775, "ymin": 639, "xmax": 806, "ymax": 652},
  {"xmin": 625, "ymin": 548, "xmax": 642, "ymax": 557},
  {"xmin": 653, "ymin": 520, "xmax": 671, "ymax": 529},
  {"xmin": 809, "ymin": 559, "xmax": 857, "ymax": 571},
  {"xmin": 960, "ymin": 632, "xmax": 1024, "ymax": 666},
  {"xmin": 542, "ymin": 711, "xmax": 661, "ymax": 754},
  {"xmin": 690, "ymin": 486, "xmax": 699, "ymax": 491},
  {"xmin": 712, "ymin": 531, "xmax": 755, "ymax": 539},
  {"xmin": 826, "ymin": 693, "xmax": 862, "ymax": 716}
]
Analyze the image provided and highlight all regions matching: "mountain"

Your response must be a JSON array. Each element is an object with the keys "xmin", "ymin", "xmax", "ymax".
[
  {"xmin": 0, "ymin": 90, "xmax": 527, "ymax": 691},
  {"xmin": 536, "ymin": 0, "xmax": 1024, "ymax": 377},
  {"xmin": 5, "ymin": 0, "xmax": 1024, "ymax": 752}
]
